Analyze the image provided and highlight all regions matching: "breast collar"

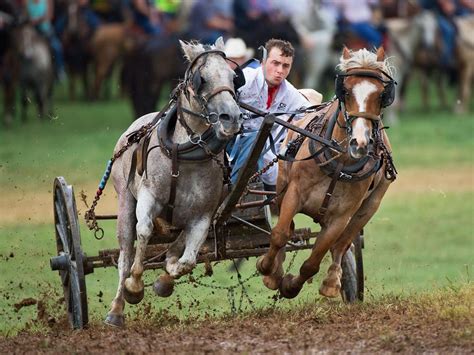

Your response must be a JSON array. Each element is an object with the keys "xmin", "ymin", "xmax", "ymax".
[
  {"xmin": 307, "ymin": 101, "xmax": 383, "ymax": 182},
  {"xmin": 157, "ymin": 103, "xmax": 229, "ymax": 162}
]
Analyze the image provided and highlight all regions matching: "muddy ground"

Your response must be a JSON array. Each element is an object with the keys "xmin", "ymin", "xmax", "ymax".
[
  {"xmin": 1, "ymin": 287, "xmax": 472, "ymax": 354},
  {"xmin": 1, "ymin": 169, "xmax": 472, "ymax": 353}
]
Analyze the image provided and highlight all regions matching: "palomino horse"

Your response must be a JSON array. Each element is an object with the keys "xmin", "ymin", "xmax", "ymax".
[
  {"xmin": 90, "ymin": 23, "xmax": 129, "ymax": 100},
  {"xmin": 10, "ymin": 22, "xmax": 54, "ymax": 121},
  {"xmin": 105, "ymin": 38, "xmax": 244, "ymax": 327},
  {"xmin": 256, "ymin": 47, "xmax": 397, "ymax": 299}
]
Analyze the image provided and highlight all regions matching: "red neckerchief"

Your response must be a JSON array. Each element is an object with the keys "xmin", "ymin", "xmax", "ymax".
[{"xmin": 266, "ymin": 85, "xmax": 279, "ymax": 109}]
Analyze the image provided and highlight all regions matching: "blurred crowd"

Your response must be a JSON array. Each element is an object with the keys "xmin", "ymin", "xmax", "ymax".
[{"xmin": 1, "ymin": 0, "xmax": 473, "ymax": 125}]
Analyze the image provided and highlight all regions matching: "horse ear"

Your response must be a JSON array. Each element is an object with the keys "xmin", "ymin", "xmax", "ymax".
[
  {"xmin": 342, "ymin": 46, "xmax": 351, "ymax": 60},
  {"xmin": 376, "ymin": 47, "xmax": 385, "ymax": 61},
  {"xmin": 180, "ymin": 40, "xmax": 197, "ymax": 62},
  {"xmin": 215, "ymin": 36, "xmax": 225, "ymax": 51}
]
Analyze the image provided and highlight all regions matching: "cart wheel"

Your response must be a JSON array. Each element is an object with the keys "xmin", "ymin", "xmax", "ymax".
[
  {"xmin": 50, "ymin": 177, "xmax": 89, "ymax": 329},
  {"xmin": 340, "ymin": 233, "xmax": 364, "ymax": 303}
]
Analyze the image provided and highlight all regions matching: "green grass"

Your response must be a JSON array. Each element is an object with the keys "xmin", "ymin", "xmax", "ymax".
[{"xmin": 0, "ymin": 82, "xmax": 473, "ymax": 335}]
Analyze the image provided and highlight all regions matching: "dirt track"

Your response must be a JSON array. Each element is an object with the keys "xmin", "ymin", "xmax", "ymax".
[
  {"xmin": 1, "ymin": 169, "xmax": 472, "ymax": 353},
  {"xmin": 1, "ymin": 287, "xmax": 472, "ymax": 354}
]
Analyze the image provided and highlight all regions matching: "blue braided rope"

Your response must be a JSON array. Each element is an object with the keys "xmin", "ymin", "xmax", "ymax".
[{"xmin": 98, "ymin": 159, "xmax": 113, "ymax": 191}]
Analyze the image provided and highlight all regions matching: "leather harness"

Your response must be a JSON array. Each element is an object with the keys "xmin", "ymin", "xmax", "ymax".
[
  {"xmin": 282, "ymin": 99, "xmax": 397, "ymax": 223},
  {"xmin": 127, "ymin": 101, "xmax": 232, "ymax": 224}
]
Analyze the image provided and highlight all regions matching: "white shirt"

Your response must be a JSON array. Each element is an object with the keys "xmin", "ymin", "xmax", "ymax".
[
  {"xmin": 238, "ymin": 65, "xmax": 309, "ymax": 131},
  {"xmin": 236, "ymin": 65, "xmax": 309, "ymax": 185}
]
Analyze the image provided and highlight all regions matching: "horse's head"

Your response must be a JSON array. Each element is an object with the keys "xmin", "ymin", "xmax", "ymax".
[
  {"xmin": 335, "ymin": 47, "xmax": 396, "ymax": 159},
  {"xmin": 416, "ymin": 10, "xmax": 438, "ymax": 50},
  {"xmin": 12, "ymin": 23, "xmax": 37, "ymax": 60},
  {"xmin": 179, "ymin": 37, "xmax": 244, "ymax": 140},
  {"xmin": 64, "ymin": 1, "xmax": 90, "ymax": 40}
]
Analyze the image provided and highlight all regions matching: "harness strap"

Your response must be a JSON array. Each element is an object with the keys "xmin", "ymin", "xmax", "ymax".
[
  {"xmin": 126, "ymin": 101, "xmax": 174, "ymax": 187},
  {"xmin": 167, "ymin": 143, "xmax": 179, "ymax": 224},
  {"xmin": 314, "ymin": 161, "xmax": 344, "ymax": 224},
  {"xmin": 346, "ymin": 111, "xmax": 381, "ymax": 122},
  {"xmin": 204, "ymin": 85, "xmax": 236, "ymax": 102}
]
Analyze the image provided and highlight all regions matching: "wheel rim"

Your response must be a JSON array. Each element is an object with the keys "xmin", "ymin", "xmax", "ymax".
[{"xmin": 53, "ymin": 177, "xmax": 88, "ymax": 329}]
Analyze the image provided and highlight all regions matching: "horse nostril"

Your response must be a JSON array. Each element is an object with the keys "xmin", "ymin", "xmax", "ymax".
[
  {"xmin": 368, "ymin": 138, "xmax": 374, "ymax": 146},
  {"xmin": 349, "ymin": 138, "xmax": 358, "ymax": 147},
  {"xmin": 219, "ymin": 113, "xmax": 230, "ymax": 121}
]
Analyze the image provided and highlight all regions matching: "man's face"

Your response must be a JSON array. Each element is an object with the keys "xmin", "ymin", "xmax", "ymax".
[{"xmin": 263, "ymin": 47, "xmax": 293, "ymax": 88}]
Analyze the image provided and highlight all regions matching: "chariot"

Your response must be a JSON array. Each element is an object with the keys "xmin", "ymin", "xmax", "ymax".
[{"xmin": 50, "ymin": 104, "xmax": 364, "ymax": 330}]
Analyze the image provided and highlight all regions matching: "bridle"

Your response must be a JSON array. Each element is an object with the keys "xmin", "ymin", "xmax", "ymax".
[
  {"xmin": 179, "ymin": 49, "xmax": 244, "ymax": 126},
  {"xmin": 335, "ymin": 68, "xmax": 397, "ymax": 138}
]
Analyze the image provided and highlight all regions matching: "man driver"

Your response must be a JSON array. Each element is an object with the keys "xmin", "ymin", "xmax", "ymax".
[{"xmin": 228, "ymin": 38, "xmax": 312, "ymax": 192}]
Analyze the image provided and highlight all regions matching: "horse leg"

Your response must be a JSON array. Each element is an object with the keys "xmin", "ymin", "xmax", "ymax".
[
  {"xmin": 154, "ymin": 216, "xmax": 212, "ymax": 297},
  {"xmin": 123, "ymin": 189, "xmax": 159, "ymax": 303},
  {"xmin": 436, "ymin": 70, "xmax": 448, "ymax": 110},
  {"xmin": 257, "ymin": 184, "xmax": 300, "ymax": 288},
  {"xmin": 3, "ymin": 79, "xmax": 14, "ymax": 128},
  {"xmin": 68, "ymin": 70, "xmax": 76, "ymax": 101},
  {"xmin": 279, "ymin": 220, "xmax": 349, "ymax": 299},
  {"xmin": 420, "ymin": 71, "xmax": 429, "ymax": 110},
  {"xmin": 323, "ymin": 180, "xmax": 391, "ymax": 298},
  {"xmin": 167, "ymin": 216, "xmax": 212, "ymax": 277},
  {"xmin": 105, "ymin": 188, "xmax": 137, "ymax": 327},
  {"xmin": 93, "ymin": 46, "xmax": 118, "ymax": 100},
  {"xmin": 153, "ymin": 228, "xmax": 186, "ymax": 298},
  {"xmin": 82, "ymin": 68, "xmax": 90, "ymax": 101},
  {"xmin": 315, "ymin": 174, "xmax": 391, "ymax": 300},
  {"xmin": 35, "ymin": 83, "xmax": 48, "ymax": 120},
  {"xmin": 20, "ymin": 86, "xmax": 28, "ymax": 122},
  {"xmin": 462, "ymin": 64, "xmax": 473, "ymax": 112}
]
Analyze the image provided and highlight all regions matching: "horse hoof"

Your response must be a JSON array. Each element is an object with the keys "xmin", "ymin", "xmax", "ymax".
[
  {"xmin": 123, "ymin": 286, "xmax": 144, "ymax": 304},
  {"xmin": 153, "ymin": 274, "xmax": 175, "ymax": 297},
  {"xmin": 104, "ymin": 313, "xmax": 125, "ymax": 328},
  {"xmin": 262, "ymin": 275, "xmax": 282, "ymax": 290},
  {"xmin": 279, "ymin": 273, "xmax": 302, "ymax": 299},
  {"xmin": 319, "ymin": 281, "xmax": 341, "ymax": 298},
  {"xmin": 256, "ymin": 255, "xmax": 271, "ymax": 275}
]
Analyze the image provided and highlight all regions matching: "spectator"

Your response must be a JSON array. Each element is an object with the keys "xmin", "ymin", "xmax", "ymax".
[
  {"xmin": 187, "ymin": 0, "xmax": 233, "ymax": 44},
  {"xmin": 420, "ymin": 0, "xmax": 473, "ymax": 70},
  {"xmin": 334, "ymin": 0, "xmax": 385, "ymax": 48},
  {"xmin": 228, "ymin": 39, "xmax": 310, "ymax": 191},
  {"xmin": 130, "ymin": 0, "xmax": 162, "ymax": 35},
  {"xmin": 24, "ymin": 0, "xmax": 66, "ymax": 81},
  {"xmin": 90, "ymin": 0, "xmax": 127, "ymax": 23},
  {"xmin": 55, "ymin": 0, "xmax": 102, "ymax": 38}
]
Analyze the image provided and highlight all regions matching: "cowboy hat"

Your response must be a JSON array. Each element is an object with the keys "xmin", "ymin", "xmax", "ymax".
[
  {"xmin": 224, "ymin": 38, "xmax": 254, "ymax": 59},
  {"xmin": 299, "ymin": 88, "xmax": 323, "ymax": 105}
]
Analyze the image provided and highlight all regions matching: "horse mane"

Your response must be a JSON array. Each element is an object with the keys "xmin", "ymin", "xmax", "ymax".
[{"xmin": 336, "ymin": 48, "xmax": 395, "ymax": 76}]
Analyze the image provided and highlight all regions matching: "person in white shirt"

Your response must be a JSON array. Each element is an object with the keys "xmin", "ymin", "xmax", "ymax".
[{"xmin": 228, "ymin": 38, "xmax": 310, "ymax": 191}]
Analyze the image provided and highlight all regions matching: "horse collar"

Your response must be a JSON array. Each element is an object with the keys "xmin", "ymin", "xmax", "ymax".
[
  {"xmin": 157, "ymin": 102, "xmax": 229, "ymax": 162},
  {"xmin": 309, "ymin": 101, "xmax": 383, "ymax": 182}
]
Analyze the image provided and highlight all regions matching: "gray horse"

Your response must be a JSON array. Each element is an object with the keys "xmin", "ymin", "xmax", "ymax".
[
  {"xmin": 11, "ymin": 23, "xmax": 54, "ymax": 121},
  {"xmin": 105, "ymin": 38, "xmax": 243, "ymax": 327}
]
